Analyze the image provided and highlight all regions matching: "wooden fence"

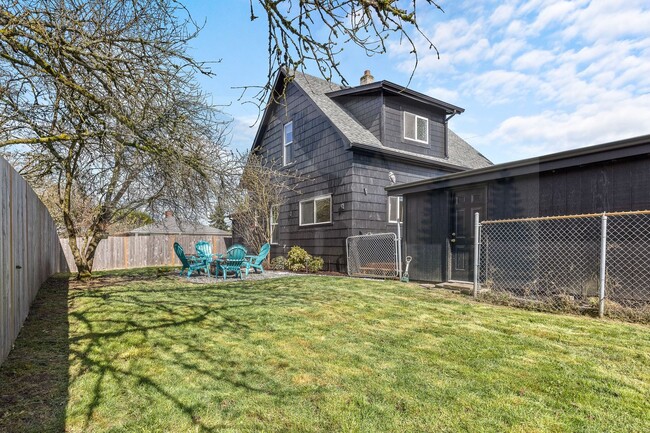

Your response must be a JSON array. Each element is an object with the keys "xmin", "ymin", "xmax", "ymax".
[
  {"xmin": 1, "ymin": 157, "xmax": 68, "ymax": 365},
  {"xmin": 60, "ymin": 235, "xmax": 229, "ymax": 272}
]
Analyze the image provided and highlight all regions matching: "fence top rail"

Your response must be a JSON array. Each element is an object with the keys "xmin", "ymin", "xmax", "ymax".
[
  {"xmin": 481, "ymin": 209, "xmax": 650, "ymax": 225},
  {"xmin": 347, "ymin": 232, "xmax": 397, "ymax": 240}
]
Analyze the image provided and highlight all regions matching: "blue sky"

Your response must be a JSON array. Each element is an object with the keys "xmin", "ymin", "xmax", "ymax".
[{"xmin": 184, "ymin": 0, "xmax": 650, "ymax": 164}]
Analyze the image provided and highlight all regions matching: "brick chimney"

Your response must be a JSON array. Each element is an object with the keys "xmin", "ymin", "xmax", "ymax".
[
  {"xmin": 164, "ymin": 210, "xmax": 174, "ymax": 218},
  {"xmin": 360, "ymin": 70, "xmax": 374, "ymax": 86}
]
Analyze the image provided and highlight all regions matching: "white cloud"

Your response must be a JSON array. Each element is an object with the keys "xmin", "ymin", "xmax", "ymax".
[
  {"xmin": 512, "ymin": 49, "xmax": 555, "ymax": 70},
  {"xmin": 483, "ymin": 93, "xmax": 650, "ymax": 160},
  {"xmin": 489, "ymin": 4, "xmax": 516, "ymax": 26},
  {"xmin": 387, "ymin": 0, "xmax": 650, "ymax": 162},
  {"xmin": 563, "ymin": 0, "xmax": 650, "ymax": 42},
  {"xmin": 528, "ymin": 0, "xmax": 582, "ymax": 33},
  {"xmin": 425, "ymin": 86, "xmax": 459, "ymax": 102},
  {"xmin": 229, "ymin": 114, "xmax": 260, "ymax": 152},
  {"xmin": 461, "ymin": 70, "xmax": 543, "ymax": 105}
]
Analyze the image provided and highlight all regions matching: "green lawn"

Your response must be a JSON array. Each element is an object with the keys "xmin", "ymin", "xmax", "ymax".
[{"xmin": 1, "ymin": 269, "xmax": 649, "ymax": 433}]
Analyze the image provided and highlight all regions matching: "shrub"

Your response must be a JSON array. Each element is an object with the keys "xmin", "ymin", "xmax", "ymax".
[
  {"xmin": 285, "ymin": 246, "xmax": 324, "ymax": 273},
  {"xmin": 289, "ymin": 263, "xmax": 306, "ymax": 272},
  {"xmin": 307, "ymin": 256, "xmax": 324, "ymax": 272},
  {"xmin": 270, "ymin": 256, "xmax": 287, "ymax": 270},
  {"xmin": 287, "ymin": 246, "xmax": 311, "ymax": 272}
]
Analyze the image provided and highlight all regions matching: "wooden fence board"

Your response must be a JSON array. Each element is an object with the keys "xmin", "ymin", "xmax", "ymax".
[
  {"xmin": 0, "ymin": 157, "xmax": 67, "ymax": 365},
  {"xmin": 61, "ymin": 234, "xmax": 229, "ymax": 272}
]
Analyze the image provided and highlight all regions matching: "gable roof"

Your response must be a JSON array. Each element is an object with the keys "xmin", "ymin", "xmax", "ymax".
[
  {"xmin": 252, "ymin": 70, "xmax": 491, "ymax": 171},
  {"xmin": 127, "ymin": 215, "xmax": 230, "ymax": 236}
]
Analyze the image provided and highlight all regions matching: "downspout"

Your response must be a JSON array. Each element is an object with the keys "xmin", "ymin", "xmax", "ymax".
[{"xmin": 444, "ymin": 110, "xmax": 458, "ymax": 158}]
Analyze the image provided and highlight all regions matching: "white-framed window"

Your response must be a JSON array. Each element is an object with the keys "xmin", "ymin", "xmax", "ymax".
[
  {"xmin": 283, "ymin": 121, "xmax": 293, "ymax": 165},
  {"xmin": 403, "ymin": 111, "xmax": 428, "ymax": 144},
  {"xmin": 270, "ymin": 205, "xmax": 279, "ymax": 244},
  {"xmin": 299, "ymin": 194, "xmax": 332, "ymax": 226},
  {"xmin": 388, "ymin": 196, "xmax": 404, "ymax": 223}
]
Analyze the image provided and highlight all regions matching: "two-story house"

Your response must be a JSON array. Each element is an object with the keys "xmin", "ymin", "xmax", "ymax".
[{"xmin": 242, "ymin": 69, "xmax": 491, "ymax": 271}]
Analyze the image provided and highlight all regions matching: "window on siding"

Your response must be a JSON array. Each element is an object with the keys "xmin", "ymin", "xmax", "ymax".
[
  {"xmin": 299, "ymin": 195, "xmax": 332, "ymax": 226},
  {"xmin": 388, "ymin": 196, "xmax": 403, "ymax": 223},
  {"xmin": 270, "ymin": 205, "xmax": 279, "ymax": 244},
  {"xmin": 403, "ymin": 112, "xmax": 428, "ymax": 144},
  {"xmin": 283, "ymin": 121, "xmax": 293, "ymax": 165}
]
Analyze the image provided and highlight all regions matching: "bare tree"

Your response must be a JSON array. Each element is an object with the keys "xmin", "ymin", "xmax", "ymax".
[
  {"xmin": 1, "ymin": 0, "xmax": 443, "ymax": 277},
  {"xmin": 229, "ymin": 153, "xmax": 304, "ymax": 253},
  {"xmin": 244, "ymin": 0, "xmax": 443, "ymax": 105},
  {"xmin": 0, "ymin": 0, "xmax": 234, "ymax": 278}
]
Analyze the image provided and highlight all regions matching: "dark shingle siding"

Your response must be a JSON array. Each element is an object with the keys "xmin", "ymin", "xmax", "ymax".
[
  {"xmin": 334, "ymin": 94, "xmax": 383, "ymax": 141},
  {"xmin": 383, "ymin": 96, "xmax": 446, "ymax": 158},
  {"xmin": 249, "ymin": 71, "xmax": 491, "ymax": 271},
  {"xmin": 350, "ymin": 153, "xmax": 451, "ymax": 236},
  {"xmin": 258, "ymin": 80, "xmax": 355, "ymax": 270}
]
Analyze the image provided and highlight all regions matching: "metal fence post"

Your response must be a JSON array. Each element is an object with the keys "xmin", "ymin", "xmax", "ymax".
[
  {"xmin": 473, "ymin": 212, "xmax": 481, "ymax": 298},
  {"xmin": 396, "ymin": 217, "xmax": 403, "ymax": 280},
  {"xmin": 599, "ymin": 214, "xmax": 608, "ymax": 318}
]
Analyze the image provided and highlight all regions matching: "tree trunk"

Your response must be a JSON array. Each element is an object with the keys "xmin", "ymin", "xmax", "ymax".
[{"xmin": 67, "ymin": 236, "xmax": 91, "ymax": 280}]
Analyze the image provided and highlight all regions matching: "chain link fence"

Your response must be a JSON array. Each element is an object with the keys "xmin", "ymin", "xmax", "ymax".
[
  {"xmin": 347, "ymin": 233, "xmax": 399, "ymax": 279},
  {"xmin": 476, "ymin": 211, "xmax": 650, "ymax": 322}
]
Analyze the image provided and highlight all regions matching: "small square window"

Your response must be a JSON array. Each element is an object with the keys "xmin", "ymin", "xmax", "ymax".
[
  {"xmin": 403, "ymin": 112, "xmax": 428, "ymax": 144},
  {"xmin": 299, "ymin": 195, "xmax": 332, "ymax": 226}
]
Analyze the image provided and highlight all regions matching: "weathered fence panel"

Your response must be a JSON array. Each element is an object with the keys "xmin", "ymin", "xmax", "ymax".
[
  {"xmin": 0, "ymin": 157, "xmax": 67, "ymax": 365},
  {"xmin": 60, "ymin": 234, "xmax": 228, "ymax": 272}
]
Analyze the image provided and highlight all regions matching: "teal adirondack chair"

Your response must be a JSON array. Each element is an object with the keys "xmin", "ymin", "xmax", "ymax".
[
  {"xmin": 244, "ymin": 243, "xmax": 271, "ymax": 276},
  {"xmin": 216, "ymin": 244, "xmax": 247, "ymax": 280},
  {"xmin": 195, "ymin": 240, "xmax": 211, "ymax": 258},
  {"xmin": 194, "ymin": 240, "xmax": 214, "ymax": 277},
  {"xmin": 174, "ymin": 242, "xmax": 209, "ymax": 278}
]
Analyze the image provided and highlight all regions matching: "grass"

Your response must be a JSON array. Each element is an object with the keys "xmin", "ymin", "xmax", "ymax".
[{"xmin": 1, "ymin": 269, "xmax": 649, "ymax": 432}]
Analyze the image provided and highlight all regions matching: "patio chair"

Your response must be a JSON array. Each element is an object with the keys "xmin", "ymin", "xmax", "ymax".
[
  {"xmin": 244, "ymin": 243, "xmax": 271, "ymax": 276},
  {"xmin": 195, "ymin": 240, "xmax": 213, "ymax": 259},
  {"xmin": 216, "ymin": 244, "xmax": 247, "ymax": 280},
  {"xmin": 174, "ymin": 242, "xmax": 210, "ymax": 278}
]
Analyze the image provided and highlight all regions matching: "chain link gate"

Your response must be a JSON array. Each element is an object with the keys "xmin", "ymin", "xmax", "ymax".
[{"xmin": 346, "ymin": 233, "xmax": 399, "ymax": 278}]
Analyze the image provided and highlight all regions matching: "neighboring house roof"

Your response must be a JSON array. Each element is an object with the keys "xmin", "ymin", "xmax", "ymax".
[
  {"xmin": 386, "ymin": 134, "xmax": 650, "ymax": 196},
  {"xmin": 127, "ymin": 214, "xmax": 230, "ymax": 236},
  {"xmin": 253, "ymin": 70, "xmax": 491, "ymax": 171}
]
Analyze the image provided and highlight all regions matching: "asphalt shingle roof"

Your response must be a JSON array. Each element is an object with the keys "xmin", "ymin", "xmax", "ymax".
[
  {"xmin": 128, "ymin": 216, "xmax": 230, "ymax": 236},
  {"xmin": 291, "ymin": 71, "xmax": 492, "ymax": 170}
]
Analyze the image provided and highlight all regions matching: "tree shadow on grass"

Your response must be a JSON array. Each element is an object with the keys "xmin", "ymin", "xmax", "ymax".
[
  {"xmin": 64, "ymin": 274, "xmax": 331, "ymax": 432},
  {"xmin": 0, "ymin": 275, "xmax": 69, "ymax": 433},
  {"xmin": 0, "ymin": 272, "xmax": 346, "ymax": 432}
]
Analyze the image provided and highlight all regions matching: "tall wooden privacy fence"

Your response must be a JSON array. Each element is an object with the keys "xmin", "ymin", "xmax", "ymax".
[
  {"xmin": 1, "ymin": 157, "xmax": 68, "ymax": 365},
  {"xmin": 60, "ymin": 235, "xmax": 228, "ymax": 272}
]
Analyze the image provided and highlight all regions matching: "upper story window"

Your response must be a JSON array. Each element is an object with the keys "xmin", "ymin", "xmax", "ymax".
[
  {"xmin": 388, "ymin": 196, "xmax": 404, "ymax": 223},
  {"xmin": 299, "ymin": 194, "xmax": 332, "ymax": 226},
  {"xmin": 283, "ymin": 121, "xmax": 293, "ymax": 165},
  {"xmin": 403, "ymin": 112, "xmax": 428, "ymax": 144}
]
